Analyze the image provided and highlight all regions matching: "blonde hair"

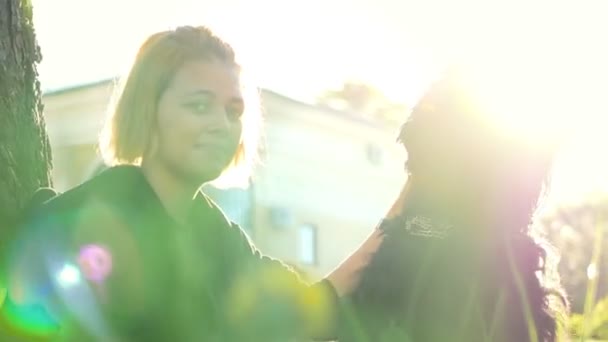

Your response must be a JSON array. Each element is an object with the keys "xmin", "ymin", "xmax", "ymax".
[{"xmin": 99, "ymin": 26, "xmax": 261, "ymax": 188}]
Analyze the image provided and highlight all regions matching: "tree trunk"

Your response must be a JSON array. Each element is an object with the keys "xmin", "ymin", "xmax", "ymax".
[{"xmin": 0, "ymin": 0, "xmax": 52, "ymax": 246}]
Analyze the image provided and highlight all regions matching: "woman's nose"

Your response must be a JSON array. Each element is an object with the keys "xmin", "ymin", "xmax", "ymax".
[{"xmin": 206, "ymin": 107, "xmax": 232, "ymax": 133}]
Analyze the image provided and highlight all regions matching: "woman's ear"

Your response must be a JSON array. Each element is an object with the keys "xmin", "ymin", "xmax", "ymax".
[{"xmin": 142, "ymin": 131, "xmax": 159, "ymax": 162}]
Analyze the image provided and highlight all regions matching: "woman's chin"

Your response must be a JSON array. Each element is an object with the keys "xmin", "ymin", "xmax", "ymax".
[{"xmin": 184, "ymin": 164, "xmax": 225, "ymax": 185}]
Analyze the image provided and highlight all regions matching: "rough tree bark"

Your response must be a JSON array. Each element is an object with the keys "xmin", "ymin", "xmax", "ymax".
[{"xmin": 0, "ymin": 0, "xmax": 52, "ymax": 248}]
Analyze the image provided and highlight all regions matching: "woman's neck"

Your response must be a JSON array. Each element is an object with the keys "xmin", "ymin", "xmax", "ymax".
[{"xmin": 140, "ymin": 159, "xmax": 200, "ymax": 224}]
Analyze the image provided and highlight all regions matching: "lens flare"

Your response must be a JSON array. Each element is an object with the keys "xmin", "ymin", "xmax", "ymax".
[
  {"xmin": 78, "ymin": 244, "xmax": 113, "ymax": 283},
  {"xmin": 57, "ymin": 264, "xmax": 81, "ymax": 288},
  {"xmin": 0, "ymin": 295, "xmax": 59, "ymax": 339}
]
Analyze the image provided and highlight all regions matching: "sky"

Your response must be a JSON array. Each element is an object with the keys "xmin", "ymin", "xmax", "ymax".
[
  {"xmin": 31, "ymin": 0, "xmax": 608, "ymax": 204},
  {"xmin": 32, "ymin": 0, "xmax": 444, "ymax": 102}
]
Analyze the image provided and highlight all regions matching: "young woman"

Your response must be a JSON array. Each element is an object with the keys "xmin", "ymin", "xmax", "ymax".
[
  {"xmin": 1, "ymin": 26, "xmax": 385, "ymax": 341},
  {"xmin": 340, "ymin": 67, "xmax": 569, "ymax": 342}
]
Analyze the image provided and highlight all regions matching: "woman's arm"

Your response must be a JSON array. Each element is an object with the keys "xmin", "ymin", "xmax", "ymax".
[
  {"xmin": 222, "ymin": 221, "xmax": 342, "ymax": 340},
  {"xmin": 325, "ymin": 181, "xmax": 410, "ymax": 297},
  {"xmin": 219, "ymin": 216, "xmax": 385, "ymax": 340},
  {"xmin": 213, "ymin": 184, "xmax": 407, "ymax": 340}
]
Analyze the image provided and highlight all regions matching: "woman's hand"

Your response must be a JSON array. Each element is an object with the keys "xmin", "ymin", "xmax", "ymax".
[
  {"xmin": 325, "ymin": 181, "xmax": 411, "ymax": 296},
  {"xmin": 325, "ymin": 228, "xmax": 385, "ymax": 297}
]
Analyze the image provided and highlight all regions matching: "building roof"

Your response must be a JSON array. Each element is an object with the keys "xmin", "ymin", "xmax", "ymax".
[{"xmin": 43, "ymin": 78, "xmax": 395, "ymax": 129}]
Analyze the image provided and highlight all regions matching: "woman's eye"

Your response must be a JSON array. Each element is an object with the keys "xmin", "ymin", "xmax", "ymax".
[
  {"xmin": 186, "ymin": 101, "xmax": 211, "ymax": 114},
  {"xmin": 226, "ymin": 105, "xmax": 244, "ymax": 121}
]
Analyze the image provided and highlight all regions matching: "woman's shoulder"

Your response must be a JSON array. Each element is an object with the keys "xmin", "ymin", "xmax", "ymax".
[
  {"xmin": 24, "ymin": 166, "xmax": 145, "ymax": 232},
  {"xmin": 194, "ymin": 192, "xmax": 256, "ymax": 249}
]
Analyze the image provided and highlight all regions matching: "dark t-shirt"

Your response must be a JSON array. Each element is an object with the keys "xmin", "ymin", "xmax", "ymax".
[{"xmin": 3, "ymin": 166, "xmax": 339, "ymax": 341}]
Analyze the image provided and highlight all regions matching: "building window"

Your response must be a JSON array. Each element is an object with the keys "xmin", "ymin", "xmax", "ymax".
[
  {"xmin": 366, "ymin": 143, "xmax": 383, "ymax": 165},
  {"xmin": 298, "ymin": 224, "xmax": 317, "ymax": 265}
]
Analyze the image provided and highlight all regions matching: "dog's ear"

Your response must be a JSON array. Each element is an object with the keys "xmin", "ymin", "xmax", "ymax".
[
  {"xmin": 28, "ymin": 187, "xmax": 58, "ymax": 209},
  {"xmin": 20, "ymin": 187, "xmax": 59, "ymax": 224}
]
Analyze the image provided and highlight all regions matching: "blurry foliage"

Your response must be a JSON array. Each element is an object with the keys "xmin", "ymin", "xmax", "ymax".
[
  {"xmin": 317, "ymin": 81, "xmax": 408, "ymax": 126},
  {"xmin": 539, "ymin": 195, "xmax": 608, "ymax": 313},
  {"xmin": 569, "ymin": 297, "xmax": 608, "ymax": 340},
  {"xmin": 540, "ymin": 195, "xmax": 608, "ymax": 340}
]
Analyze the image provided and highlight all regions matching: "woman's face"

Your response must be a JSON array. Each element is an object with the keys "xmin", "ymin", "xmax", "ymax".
[{"xmin": 151, "ymin": 59, "xmax": 243, "ymax": 184}]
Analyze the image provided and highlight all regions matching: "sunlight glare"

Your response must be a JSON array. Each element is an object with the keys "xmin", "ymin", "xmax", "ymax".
[{"xmin": 587, "ymin": 263, "xmax": 598, "ymax": 280}]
